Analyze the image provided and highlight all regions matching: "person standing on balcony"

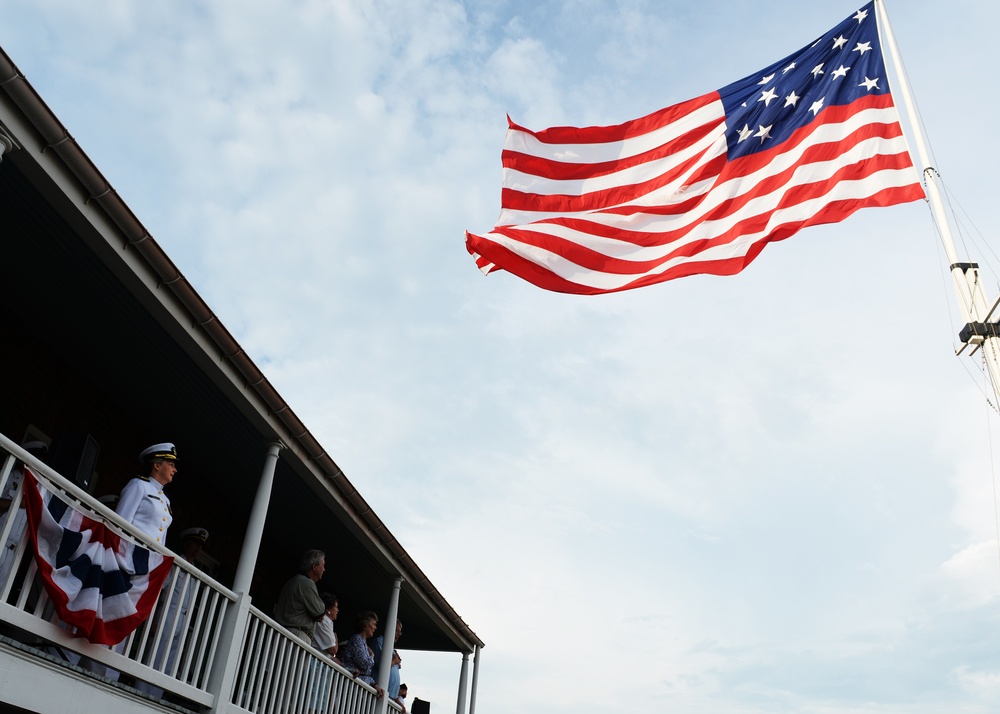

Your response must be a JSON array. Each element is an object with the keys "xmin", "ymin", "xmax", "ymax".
[
  {"xmin": 342, "ymin": 610, "xmax": 385, "ymax": 696},
  {"xmin": 157, "ymin": 526, "xmax": 209, "ymax": 669},
  {"xmin": 73, "ymin": 442, "xmax": 176, "ymax": 682},
  {"xmin": 371, "ymin": 619, "xmax": 403, "ymax": 703},
  {"xmin": 0, "ymin": 440, "xmax": 48, "ymax": 587},
  {"xmin": 312, "ymin": 591, "xmax": 341, "ymax": 663},
  {"xmin": 116, "ymin": 443, "xmax": 176, "ymax": 546},
  {"xmin": 307, "ymin": 590, "xmax": 342, "ymax": 713},
  {"xmin": 275, "ymin": 549, "xmax": 327, "ymax": 643},
  {"xmin": 136, "ymin": 525, "xmax": 210, "ymax": 698}
]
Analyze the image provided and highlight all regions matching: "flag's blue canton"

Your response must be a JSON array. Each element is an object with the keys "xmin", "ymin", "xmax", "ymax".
[{"xmin": 720, "ymin": 2, "xmax": 886, "ymax": 160}]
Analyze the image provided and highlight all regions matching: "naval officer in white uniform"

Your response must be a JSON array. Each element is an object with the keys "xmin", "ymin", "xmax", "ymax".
[
  {"xmin": 77, "ymin": 443, "xmax": 177, "ymax": 681},
  {"xmin": 116, "ymin": 443, "xmax": 176, "ymax": 545}
]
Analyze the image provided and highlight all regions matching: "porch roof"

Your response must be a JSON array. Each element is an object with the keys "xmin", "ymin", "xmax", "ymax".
[{"xmin": 0, "ymin": 45, "xmax": 482, "ymax": 654}]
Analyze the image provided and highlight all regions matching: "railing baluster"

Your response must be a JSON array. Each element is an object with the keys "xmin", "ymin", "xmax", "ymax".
[
  {"xmin": 299, "ymin": 647, "xmax": 319, "ymax": 714},
  {"xmin": 290, "ymin": 645, "xmax": 307, "ymax": 714},
  {"xmin": 0, "ymin": 453, "xmax": 17, "ymax": 602},
  {"xmin": 265, "ymin": 634, "xmax": 285, "ymax": 714},
  {"xmin": 166, "ymin": 571, "xmax": 195, "ymax": 678},
  {"xmin": 200, "ymin": 589, "xmax": 227, "ymax": 689},
  {"xmin": 284, "ymin": 644, "xmax": 299, "ymax": 714},
  {"xmin": 247, "ymin": 623, "xmax": 268, "ymax": 712},
  {"xmin": 181, "ymin": 578, "xmax": 208, "ymax": 683},
  {"xmin": 262, "ymin": 625, "xmax": 278, "ymax": 712},
  {"xmin": 141, "ymin": 565, "xmax": 177, "ymax": 669},
  {"xmin": 0, "ymin": 453, "xmax": 14, "ymax": 495},
  {"xmin": 14, "ymin": 557, "xmax": 38, "ymax": 610},
  {"xmin": 234, "ymin": 610, "xmax": 259, "ymax": 706},
  {"xmin": 275, "ymin": 631, "xmax": 294, "ymax": 714},
  {"xmin": 177, "ymin": 578, "xmax": 199, "ymax": 682}
]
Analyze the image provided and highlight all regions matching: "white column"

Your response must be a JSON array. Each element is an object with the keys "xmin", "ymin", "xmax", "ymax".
[
  {"xmin": 232, "ymin": 441, "xmax": 282, "ymax": 594},
  {"xmin": 455, "ymin": 652, "xmax": 470, "ymax": 714},
  {"xmin": 376, "ymin": 576, "xmax": 404, "ymax": 714},
  {"xmin": 468, "ymin": 645, "xmax": 482, "ymax": 714},
  {"xmin": 206, "ymin": 441, "xmax": 283, "ymax": 713}
]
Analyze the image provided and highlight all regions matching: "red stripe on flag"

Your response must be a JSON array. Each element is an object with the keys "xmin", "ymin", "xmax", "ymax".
[
  {"xmin": 502, "ymin": 115, "xmax": 723, "ymax": 182},
  {"xmin": 506, "ymin": 93, "xmax": 718, "ymax": 145},
  {"xmin": 466, "ymin": 93, "xmax": 924, "ymax": 294}
]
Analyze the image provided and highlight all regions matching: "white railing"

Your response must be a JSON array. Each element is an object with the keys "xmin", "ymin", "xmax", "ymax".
[
  {"xmin": 232, "ymin": 606, "xmax": 401, "ymax": 714},
  {"xmin": 0, "ymin": 434, "xmax": 405, "ymax": 714},
  {"xmin": 0, "ymin": 435, "xmax": 235, "ymax": 707}
]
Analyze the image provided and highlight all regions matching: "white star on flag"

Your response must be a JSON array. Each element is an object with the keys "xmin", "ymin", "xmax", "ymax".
[{"xmin": 758, "ymin": 88, "xmax": 779, "ymax": 106}]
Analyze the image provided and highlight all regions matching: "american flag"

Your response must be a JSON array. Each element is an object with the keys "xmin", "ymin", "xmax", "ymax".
[
  {"xmin": 22, "ymin": 469, "xmax": 173, "ymax": 646},
  {"xmin": 465, "ymin": 2, "xmax": 925, "ymax": 295}
]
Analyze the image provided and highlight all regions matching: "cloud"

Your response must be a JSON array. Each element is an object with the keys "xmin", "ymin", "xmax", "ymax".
[
  {"xmin": 933, "ymin": 541, "xmax": 1000, "ymax": 610},
  {"xmin": 6, "ymin": 1, "xmax": 1000, "ymax": 712}
]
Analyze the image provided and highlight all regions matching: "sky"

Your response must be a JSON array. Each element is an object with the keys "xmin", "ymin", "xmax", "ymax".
[{"xmin": 3, "ymin": 1, "xmax": 1000, "ymax": 712}]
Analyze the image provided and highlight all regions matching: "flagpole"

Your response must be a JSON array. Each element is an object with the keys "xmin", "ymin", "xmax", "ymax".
[{"xmin": 876, "ymin": 0, "xmax": 1000, "ymax": 403}]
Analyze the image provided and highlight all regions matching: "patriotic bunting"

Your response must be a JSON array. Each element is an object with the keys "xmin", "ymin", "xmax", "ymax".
[{"xmin": 21, "ymin": 469, "xmax": 173, "ymax": 646}]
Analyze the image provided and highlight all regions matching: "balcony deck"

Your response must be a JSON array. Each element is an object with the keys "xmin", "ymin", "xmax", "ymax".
[{"xmin": 1, "ymin": 439, "xmax": 398, "ymax": 714}]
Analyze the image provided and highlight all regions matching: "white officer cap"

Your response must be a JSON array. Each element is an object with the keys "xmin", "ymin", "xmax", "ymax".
[
  {"xmin": 139, "ymin": 443, "xmax": 178, "ymax": 463},
  {"xmin": 180, "ymin": 527, "xmax": 209, "ymax": 543}
]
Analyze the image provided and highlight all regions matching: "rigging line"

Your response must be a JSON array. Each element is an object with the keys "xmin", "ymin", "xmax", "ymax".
[
  {"xmin": 888, "ymin": 22, "xmax": 941, "ymax": 177},
  {"xmin": 931, "ymin": 171, "xmax": 987, "ymax": 286},
  {"xmin": 936, "ymin": 177, "xmax": 998, "ymax": 287},
  {"xmin": 940, "ymin": 182, "xmax": 1000, "ymax": 287},
  {"xmin": 928, "ymin": 206, "xmax": 959, "ymax": 352},
  {"xmin": 928, "ymin": 219, "xmax": 998, "ymax": 407},
  {"xmin": 892, "ymin": 48, "xmax": 999, "ymax": 288},
  {"xmin": 936, "ymin": 177, "xmax": 972, "ymax": 267},
  {"xmin": 958, "ymin": 353, "xmax": 1000, "ymax": 416},
  {"xmin": 926, "ymin": 198, "xmax": 975, "ymax": 330},
  {"xmin": 982, "ymin": 355, "xmax": 1000, "ymax": 577},
  {"xmin": 880, "ymin": 6, "xmax": 990, "ymax": 280}
]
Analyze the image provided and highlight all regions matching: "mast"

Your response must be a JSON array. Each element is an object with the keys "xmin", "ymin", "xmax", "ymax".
[{"xmin": 876, "ymin": 0, "xmax": 1000, "ymax": 406}]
